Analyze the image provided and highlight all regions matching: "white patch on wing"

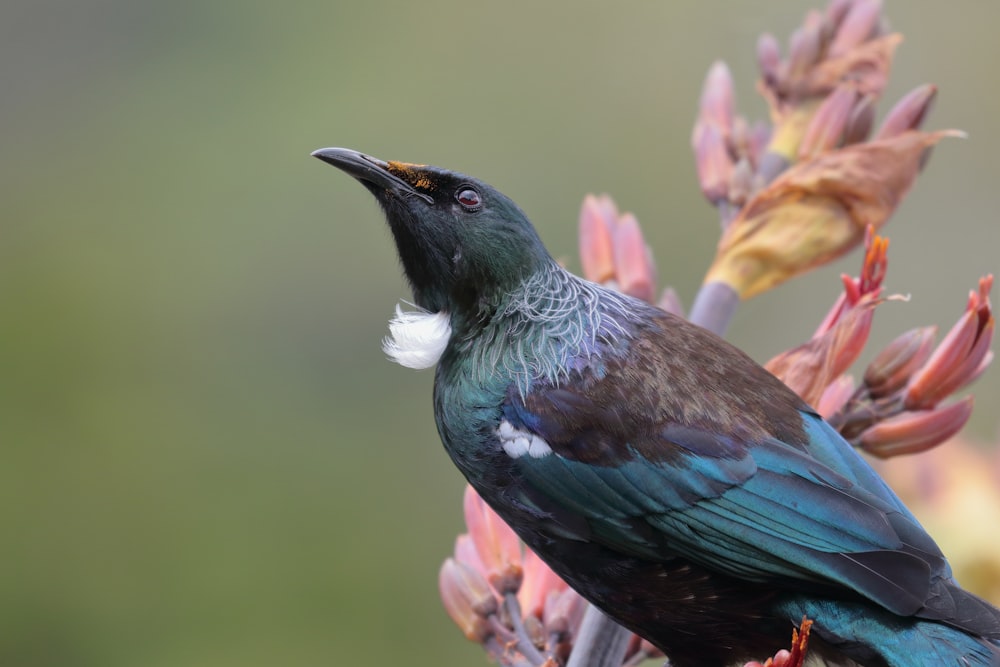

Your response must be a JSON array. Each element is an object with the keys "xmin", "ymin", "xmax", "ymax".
[
  {"xmin": 496, "ymin": 419, "xmax": 552, "ymax": 459},
  {"xmin": 383, "ymin": 304, "xmax": 451, "ymax": 369}
]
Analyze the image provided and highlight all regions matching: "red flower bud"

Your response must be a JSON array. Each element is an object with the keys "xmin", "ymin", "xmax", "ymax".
[
  {"xmin": 463, "ymin": 485, "xmax": 523, "ymax": 593},
  {"xmin": 439, "ymin": 557, "xmax": 498, "ymax": 643},
  {"xmin": 905, "ymin": 276, "xmax": 994, "ymax": 409},
  {"xmin": 859, "ymin": 397, "xmax": 974, "ymax": 459}
]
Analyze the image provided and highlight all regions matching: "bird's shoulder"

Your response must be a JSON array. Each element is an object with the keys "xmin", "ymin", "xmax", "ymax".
[{"xmin": 511, "ymin": 308, "xmax": 815, "ymax": 462}]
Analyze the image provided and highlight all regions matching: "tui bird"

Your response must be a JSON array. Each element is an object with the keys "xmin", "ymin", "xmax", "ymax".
[{"xmin": 312, "ymin": 148, "xmax": 1000, "ymax": 667}]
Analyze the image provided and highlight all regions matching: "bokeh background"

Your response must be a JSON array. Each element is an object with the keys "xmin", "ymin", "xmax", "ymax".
[{"xmin": 3, "ymin": 2, "xmax": 999, "ymax": 666}]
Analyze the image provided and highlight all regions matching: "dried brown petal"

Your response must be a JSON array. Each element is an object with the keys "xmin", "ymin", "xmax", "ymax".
[
  {"xmin": 704, "ymin": 130, "xmax": 957, "ymax": 299},
  {"xmin": 802, "ymin": 32, "xmax": 901, "ymax": 99}
]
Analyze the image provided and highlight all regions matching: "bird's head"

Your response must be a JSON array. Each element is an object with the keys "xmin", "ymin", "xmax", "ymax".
[{"xmin": 313, "ymin": 148, "xmax": 552, "ymax": 317}]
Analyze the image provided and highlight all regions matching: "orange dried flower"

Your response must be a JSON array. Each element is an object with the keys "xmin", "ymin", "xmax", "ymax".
[{"xmin": 704, "ymin": 130, "xmax": 957, "ymax": 299}]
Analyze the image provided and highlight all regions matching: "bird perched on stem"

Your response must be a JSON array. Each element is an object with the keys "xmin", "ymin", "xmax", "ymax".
[{"xmin": 312, "ymin": 147, "xmax": 1000, "ymax": 667}]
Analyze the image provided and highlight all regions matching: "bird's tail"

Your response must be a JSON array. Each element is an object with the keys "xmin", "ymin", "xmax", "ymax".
[{"xmin": 779, "ymin": 597, "xmax": 1000, "ymax": 667}]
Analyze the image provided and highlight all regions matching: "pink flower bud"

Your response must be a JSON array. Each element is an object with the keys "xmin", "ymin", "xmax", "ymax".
[
  {"xmin": 799, "ymin": 84, "xmax": 859, "ymax": 159},
  {"xmin": 827, "ymin": 0, "xmax": 882, "ymax": 59},
  {"xmin": 816, "ymin": 374, "xmax": 855, "ymax": 420},
  {"xmin": 875, "ymin": 84, "xmax": 938, "ymax": 140},
  {"xmin": 788, "ymin": 22, "xmax": 824, "ymax": 80},
  {"xmin": 825, "ymin": 0, "xmax": 853, "ymax": 30},
  {"xmin": 657, "ymin": 287, "xmax": 685, "ymax": 317},
  {"xmin": 613, "ymin": 213, "xmax": 657, "ymax": 303},
  {"xmin": 693, "ymin": 123, "xmax": 735, "ymax": 204},
  {"xmin": 859, "ymin": 397, "xmax": 974, "ymax": 459},
  {"xmin": 439, "ymin": 557, "xmax": 498, "ymax": 642},
  {"xmin": 543, "ymin": 587, "xmax": 587, "ymax": 639},
  {"xmin": 463, "ymin": 485, "xmax": 524, "ymax": 593},
  {"xmin": 766, "ymin": 232, "xmax": 887, "ymax": 406},
  {"xmin": 518, "ymin": 547, "xmax": 568, "ymax": 621},
  {"xmin": 579, "ymin": 194, "xmax": 617, "ymax": 283},
  {"xmin": 757, "ymin": 33, "xmax": 782, "ymax": 87},
  {"xmin": 863, "ymin": 326, "xmax": 937, "ymax": 398},
  {"xmin": 696, "ymin": 61, "xmax": 735, "ymax": 140},
  {"xmin": 454, "ymin": 533, "xmax": 487, "ymax": 574},
  {"xmin": 842, "ymin": 94, "xmax": 876, "ymax": 145},
  {"xmin": 905, "ymin": 276, "xmax": 994, "ymax": 409}
]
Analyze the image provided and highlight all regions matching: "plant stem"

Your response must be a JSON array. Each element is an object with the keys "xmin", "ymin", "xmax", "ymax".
[
  {"xmin": 565, "ymin": 605, "xmax": 633, "ymax": 667},
  {"xmin": 688, "ymin": 280, "xmax": 740, "ymax": 336},
  {"xmin": 504, "ymin": 593, "xmax": 547, "ymax": 666}
]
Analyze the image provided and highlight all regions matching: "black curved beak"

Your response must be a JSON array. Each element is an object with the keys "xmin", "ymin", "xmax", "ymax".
[{"xmin": 311, "ymin": 147, "xmax": 433, "ymax": 203}]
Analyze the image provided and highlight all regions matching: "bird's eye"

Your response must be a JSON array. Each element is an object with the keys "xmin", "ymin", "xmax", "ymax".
[{"xmin": 455, "ymin": 187, "xmax": 482, "ymax": 211}]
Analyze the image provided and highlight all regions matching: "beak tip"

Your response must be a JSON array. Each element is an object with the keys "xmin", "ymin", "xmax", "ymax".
[{"xmin": 311, "ymin": 147, "xmax": 341, "ymax": 164}]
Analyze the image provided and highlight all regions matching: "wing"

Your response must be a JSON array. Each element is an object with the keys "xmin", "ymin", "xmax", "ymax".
[{"xmin": 499, "ymin": 315, "xmax": 967, "ymax": 622}]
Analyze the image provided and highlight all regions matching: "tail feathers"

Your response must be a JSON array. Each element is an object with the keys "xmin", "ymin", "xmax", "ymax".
[
  {"xmin": 921, "ymin": 581, "xmax": 1000, "ymax": 640},
  {"xmin": 779, "ymin": 597, "xmax": 1000, "ymax": 667}
]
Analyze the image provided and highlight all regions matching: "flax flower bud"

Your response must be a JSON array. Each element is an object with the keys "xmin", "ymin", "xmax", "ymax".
[
  {"xmin": 613, "ymin": 213, "xmax": 657, "ymax": 303},
  {"xmin": 578, "ymin": 194, "xmax": 657, "ymax": 303},
  {"xmin": 862, "ymin": 326, "xmax": 937, "ymax": 398},
  {"xmin": 518, "ymin": 548, "xmax": 568, "ymax": 622},
  {"xmin": 798, "ymin": 84, "xmax": 859, "ymax": 159},
  {"xmin": 694, "ymin": 61, "xmax": 735, "ymax": 142},
  {"xmin": 876, "ymin": 84, "xmax": 937, "ymax": 140},
  {"xmin": 543, "ymin": 587, "xmax": 587, "ymax": 639},
  {"xmin": 693, "ymin": 123, "xmax": 735, "ymax": 205},
  {"xmin": 905, "ymin": 275, "xmax": 994, "ymax": 409},
  {"xmin": 757, "ymin": 33, "xmax": 782, "ymax": 87},
  {"xmin": 657, "ymin": 287, "xmax": 685, "ymax": 317},
  {"xmin": 827, "ymin": 0, "xmax": 882, "ymax": 59},
  {"xmin": 815, "ymin": 375, "xmax": 855, "ymax": 420},
  {"xmin": 766, "ymin": 232, "xmax": 887, "ymax": 406},
  {"xmin": 578, "ymin": 194, "xmax": 616, "ymax": 284},
  {"xmin": 439, "ymin": 557, "xmax": 498, "ymax": 642},
  {"xmin": 859, "ymin": 397, "xmax": 974, "ymax": 459},
  {"xmin": 455, "ymin": 533, "xmax": 487, "ymax": 573},
  {"xmin": 463, "ymin": 484, "xmax": 524, "ymax": 593},
  {"xmin": 842, "ymin": 94, "xmax": 876, "ymax": 145},
  {"xmin": 766, "ymin": 283, "xmax": 878, "ymax": 407}
]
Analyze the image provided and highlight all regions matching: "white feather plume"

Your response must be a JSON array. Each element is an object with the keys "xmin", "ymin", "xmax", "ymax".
[{"xmin": 382, "ymin": 304, "xmax": 452, "ymax": 369}]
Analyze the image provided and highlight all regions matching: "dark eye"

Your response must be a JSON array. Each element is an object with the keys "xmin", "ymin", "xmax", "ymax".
[{"xmin": 455, "ymin": 187, "xmax": 482, "ymax": 210}]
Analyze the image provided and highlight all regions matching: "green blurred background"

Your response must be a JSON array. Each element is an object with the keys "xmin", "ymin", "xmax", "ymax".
[{"xmin": 3, "ymin": 2, "xmax": 999, "ymax": 666}]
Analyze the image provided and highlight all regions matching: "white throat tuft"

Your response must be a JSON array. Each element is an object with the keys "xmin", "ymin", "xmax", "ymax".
[{"xmin": 383, "ymin": 304, "xmax": 452, "ymax": 369}]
